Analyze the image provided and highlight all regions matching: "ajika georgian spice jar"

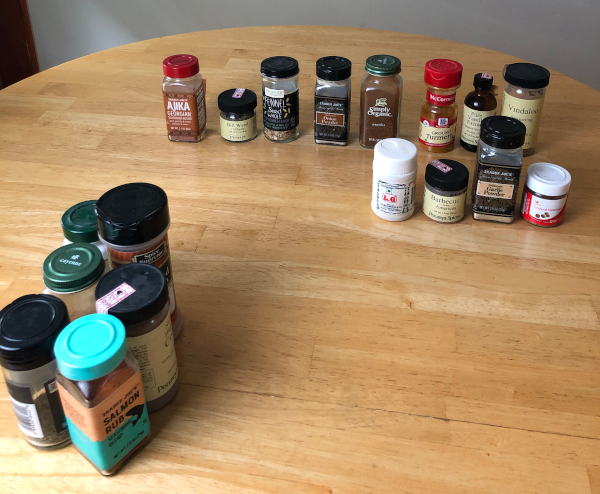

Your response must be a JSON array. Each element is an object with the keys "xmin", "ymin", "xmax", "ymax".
[
  {"xmin": 61, "ymin": 200, "xmax": 108, "ymax": 260},
  {"xmin": 422, "ymin": 159, "xmax": 469, "ymax": 223},
  {"xmin": 218, "ymin": 88, "xmax": 258, "ymax": 142},
  {"xmin": 521, "ymin": 162, "xmax": 571, "ymax": 227}
]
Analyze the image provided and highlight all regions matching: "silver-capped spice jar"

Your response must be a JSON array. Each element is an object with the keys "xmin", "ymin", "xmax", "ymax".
[{"xmin": 218, "ymin": 88, "xmax": 258, "ymax": 143}]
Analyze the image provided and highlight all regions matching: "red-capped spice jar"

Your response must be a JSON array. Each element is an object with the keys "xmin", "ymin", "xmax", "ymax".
[
  {"xmin": 521, "ymin": 162, "xmax": 571, "ymax": 227},
  {"xmin": 162, "ymin": 54, "xmax": 207, "ymax": 142},
  {"xmin": 418, "ymin": 59, "xmax": 463, "ymax": 153}
]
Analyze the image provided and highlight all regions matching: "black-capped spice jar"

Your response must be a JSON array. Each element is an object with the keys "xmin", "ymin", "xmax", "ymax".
[
  {"xmin": 218, "ymin": 88, "xmax": 258, "ymax": 142},
  {"xmin": 422, "ymin": 159, "xmax": 469, "ymax": 223}
]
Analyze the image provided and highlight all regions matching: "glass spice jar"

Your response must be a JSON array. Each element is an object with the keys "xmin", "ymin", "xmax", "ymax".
[
  {"xmin": 218, "ymin": 88, "xmax": 257, "ymax": 142},
  {"xmin": 61, "ymin": 200, "xmax": 108, "ymax": 260},
  {"xmin": 0, "ymin": 294, "xmax": 71, "ymax": 450},
  {"xmin": 422, "ymin": 159, "xmax": 469, "ymax": 223},
  {"xmin": 521, "ymin": 162, "xmax": 571, "ymax": 227},
  {"xmin": 460, "ymin": 73, "xmax": 497, "ymax": 152}
]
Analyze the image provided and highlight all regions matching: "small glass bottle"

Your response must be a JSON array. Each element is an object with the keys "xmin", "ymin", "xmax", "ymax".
[
  {"xmin": 61, "ymin": 200, "xmax": 108, "ymax": 260},
  {"xmin": 314, "ymin": 56, "xmax": 352, "ymax": 146},
  {"xmin": 460, "ymin": 73, "xmax": 497, "ymax": 152},
  {"xmin": 218, "ymin": 88, "xmax": 257, "ymax": 143},
  {"xmin": 261, "ymin": 56, "xmax": 300, "ymax": 143},
  {"xmin": 422, "ymin": 159, "xmax": 469, "ymax": 223}
]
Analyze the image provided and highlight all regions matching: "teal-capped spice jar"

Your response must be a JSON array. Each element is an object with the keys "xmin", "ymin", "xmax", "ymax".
[
  {"xmin": 42, "ymin": 243, "xmax": 107, "ymax": 321},
  {"xmin": 54, "ymin": 314, "xmax": 150, "ymax": 476},
  {"xmin": 61, "ymin": 200, "xmax": 108, "ymax": 260}
]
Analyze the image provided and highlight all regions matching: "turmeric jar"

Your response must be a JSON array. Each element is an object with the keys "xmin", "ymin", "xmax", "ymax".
[{"xmin": 418, "ymin": 59, "xmax": 463, "ymax": 153}]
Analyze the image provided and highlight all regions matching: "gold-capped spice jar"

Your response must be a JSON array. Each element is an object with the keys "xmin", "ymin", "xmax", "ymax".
[
  {"xmin": 422, "ymin": 159, "xmax": 469, "ymax": 223},
  {"xmin": 521, "ymin": 162, "xmax": 571, "ymax": 227}
]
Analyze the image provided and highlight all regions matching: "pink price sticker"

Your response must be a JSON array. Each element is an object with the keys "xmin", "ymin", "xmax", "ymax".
[
  {"xmin": 481, "ymin": 73, "xmax": 493, "ymax": 79},
  {"xmin": 232, "ymin": 88, "xmax": 246, "ymax": 99},
  {"xmin": 96, "ymin": 283, "xmax": 136, "ymax": 314},
  {"xmin": 430, "ymin": 159, "xmax": 453, "ymax": 173}
]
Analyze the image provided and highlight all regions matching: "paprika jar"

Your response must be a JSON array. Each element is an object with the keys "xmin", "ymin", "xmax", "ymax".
[{"xmin": 521, "ymin": 162, "xmax": 571, "ymax": 227}]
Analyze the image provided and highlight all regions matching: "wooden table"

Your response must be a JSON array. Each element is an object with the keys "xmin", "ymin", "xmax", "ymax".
[{"xmin": 0, "ymin": 26, "xmax": 599, "ymax": 494}]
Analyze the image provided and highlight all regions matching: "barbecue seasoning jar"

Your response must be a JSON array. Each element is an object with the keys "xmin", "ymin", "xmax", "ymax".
[{"xmin": 422, "ymin": 159, "xmax": 469, "ymax": 223}]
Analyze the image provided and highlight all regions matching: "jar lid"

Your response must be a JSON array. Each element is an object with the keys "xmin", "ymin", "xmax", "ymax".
[
  {"xmin": 373, "ymin": 139, "xmax": 418, "ymax": 174},
  {"xmin": 61, "ymin": 200, "xmax": 100, "ymax": 243},
  {"xmin": 316, "ymin": 56, "xmax": 352, "ymax": 81},
  {"xmin": 260, "ymin": 56, "xmax": 299, "ymax": 78},
  {"xmin": 163, "ymin": 54, "xmax": 200, "ymax": 79},
  {"xmin": 425, "ymin": 159, "xmax": 469, "ymax": 192},
  {"xmin": 503, "ymin": 63, "xmax": 550, "ymax": 89},
  {"xmin": 480, "ymin": 116, "xmax": 526, "ymax": 149},
  {"xmin": 365, "ymin": 55, "xmax": 401, "ymax": 76},
  {"xmin": 43, "ymin": 243, "xmax": 105, "ymax": 293},
  {"xmin": 525, "ymin": 162, "xmax": 571, "ymax": 196},
  {"xmin": 473, "ymin": 72, "xmax": 494, "ymax": 90},
  {"xmin": 218, "ymin": 88, "xmax": 257, "ymax": 114},
  {"xmin": 95, "ymin": 264, "xmax": 169, "ymax": 326},
  {"xmin": 0, "ymin": 295, "xmax": 69, "ymax": 371},
  {"xmin": 96, "ymin": 183, "xmax": 170, "ymax": 246},
  {"xmin": 54, "ymin": 314, "xmax": 126, "ymax": 381},
  {"xmin": 424, "ymin": 59, "xmax": 463, "ymax": 88}
]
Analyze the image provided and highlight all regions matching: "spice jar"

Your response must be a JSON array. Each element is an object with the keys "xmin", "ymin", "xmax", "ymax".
[
  {"xmin": 162, "ymin": 54, "xmax": 207, "ymax": 142},
  {"xmin": 521, "ymin": 162, "xmax": 571, "ymax": 227},
  {"xmin": 359, "ymin": 55, "xmax": 402, "ymax": 148},
  {"xmin": 261, "ymin": 56, "xmax": 300, "ymax": 142},
  {"xmin": 218, "ymin": 88, "xmax": 258, "ymax": 143},
  {"xmin": 418, "ymin": 59, "xmax": 463, "ymax": 153},
  {"xmin": 42, "ymin": 243, "xmax": 107, "ymax": 321},
  {"xmin": 422, "ymin": 159, "xmax": 469, "ymax": 223},
  {"xmin": 460, "ymin": 73, "xmax": 497, "ymax": 152},
  {"xmin": 501, "ymin": 63, "xmax": 550, "ymax": 156},
  {"xmin": 54, "ymin": 314, "xmax": 150, "ymax": 476},
  {"xmin": 0, "ymin": 294, "xmax": 71, "ymax": 450},
  {"xmin": 472, "ymin": 116, "xmax": 527, "ymax": 223},
  {"xmin": 95, "ymin": 264, "xmax": 179, "ymax": 412},
  {"xmin": 314, "ymin": 56, "xmax": 352, "ymax": 146},
  {"xmin": 61, "ymin": 200, "xmax": 108, "ymax": 260},
  {"xmin": 96, "ymin": 183, "xmax": 183, "ymax": 339},
  {"xmin": 371, "ymin": 138, "xmax": 418, "ymax": 222}
]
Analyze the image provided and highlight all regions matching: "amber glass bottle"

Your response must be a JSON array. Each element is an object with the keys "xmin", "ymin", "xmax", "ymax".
[{"xmin": 460, "ymin": 73, "xmax": 497, "ymax": 152}]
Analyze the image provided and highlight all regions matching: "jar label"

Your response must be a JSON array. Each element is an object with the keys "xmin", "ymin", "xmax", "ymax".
[
  {"xmin": 461, "ymin": 105, "xmax": 496, "ymax": 146},
  {"xmin": 163, "ymin": 79, "xmax": 207, "ymax": 142},
  {"xmin": 521, "ymin": 189, "xmax": 567, "ymax": 226},
  {"xmin": 314, "ymin": 95, "xmax": 349, "ymax": 142},
  {"xmin": 501, "ymin": 91, "xmax": 544, "ymax": 151},
  {"xmin": 262, "ymin": 88, "xmax": 299, "ymax": 131},
  {"xmin": 372, "ymin": 178, "xmax": 416, "ymax": 216},
  {"xmin": 6, "ymin": 381, "xmax": 44, "ymax": 438},
  {"xmin": 219, "ymin": 115, "xmax": 257, "ymax": 142},
  {"xmin": 426, "ymin": 91, "xmax": 456, "ymax": 106},
  {"xmin": 360, "ymin": 89, "xmax": 400, "ymax": 146},
  {"xmin": 127, "ymin": 313, "xmax": 178, "ymax": 402},
  {"xmin": 422, "ymin": 189, "xmax": 466, "ymax": 223},
  {"xmin": 418, "ymin": 117, "xmax": 457, "ymax": 147},
  {"xmin": 472, "ymin": 161, "xmax": 521, "ymax": 218}
]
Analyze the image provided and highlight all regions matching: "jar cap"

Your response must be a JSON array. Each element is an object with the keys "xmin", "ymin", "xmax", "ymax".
[
  {"xmin": 43, "ymin": 243, "xmax": 105, "ymax": 293},
  {"xmin": 480, "ymin": 116, "xmax": 526, "ymax": 149},
  {"xmin": 260, "ymin": 57, "xmax": 299, "ymax": 78},
  {"xmin": 95, "ymin": 264, "xmax": 169, "ymax": 326},
  {"xmin": 218, "ymin": 88, "xmax": 257, "ymax": 114},
  {"xmin": 316, "ymin": 56, "xmax": 352, "ymax": 81},
  {"xmin": 163, "ymin": 54, "xmax": 200, "ymax": 79},
  {"xmin": 0, "ymin": 295, "xmax": 69, "ymax": 371},
  {"xmin": 424, "ymin": 59, "xmax": 463, "ymax": 88},
  {"xmin": 61, "ymin": 200, "xmax": 100, "ymax": 243},
  {"xmin": 373, "ymin": 139, "xmax": 418, "ymax": 174},
  {"xmin": 474, "ymin": 73, "xmax": 494, "ymax": 90},
  {"xmin": 54, "ymin": 314, "xmax": 127, "ymax": 381},
  {"xmin": 425, "ymin": 159, "xmax": 469, "ymax": 192},
  {"xmin": 96, "ymin": 183, "xmax": 170, "ymax": 246},
  {"xmin": 525, "ymin": 162, "xmax": 571, "ymax": 196},
  {"xmin": 365, "ymin": 55, "xmax": 401, "ymax": 76},
  {"xmin": 503, "ymin": 63, "xmax": 550, "ymax": 89}
]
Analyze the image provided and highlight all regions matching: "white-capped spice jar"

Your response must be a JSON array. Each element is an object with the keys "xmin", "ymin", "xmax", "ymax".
[{"xmin": 521, "ymin": 163, "xmax": 571, "ymax": 227}]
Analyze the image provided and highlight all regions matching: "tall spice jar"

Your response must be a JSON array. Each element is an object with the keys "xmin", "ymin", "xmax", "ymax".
[{"xmin": 460, "ymin": 73, "xmax": 497, "ymax": 152}]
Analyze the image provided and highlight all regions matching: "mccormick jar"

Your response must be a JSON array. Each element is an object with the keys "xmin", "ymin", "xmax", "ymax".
[
  {"xmin": 418, "ymin": 59, "xmax": 463, "ymax": 153},
  {"xmin": 314, "ymin": 56, "xmax": 352, "ymax": 146},
  {"xmin": 261, "ymin": 56, "xmax": 300, "ymax": 142},
  {"xmin": 218, "ymin": 88, "xmax": 258, "ymax": 142},
  {"xmin": 162, "ymin": 54, "xmax": 207, "ymax": 142},
  {"xmin": 460, "ymin": 73, "xmax": 497, "ymax": 152},
  {"xmin": 359, "ymin": 55, "xmax": 402, "ymax": 148},
  {"xmin": 0, "ymin": 295, "xmax": 71, "ymax": 450},
  {"xmin": 422, "ymin": 159, "xmax": 469, "ymax": 223},
  {"xmin": 61, "ymin": 200, "xmax": 108, "ymax": 260},
  {"xmin": 54, "ymin": 314, "xmax": 150, "ymax": 476},
  {"xmin": 42, "ymin": 243, "xmax": 107, "ymax": 321},
  {"xmin": 96, "ymin": 183, "xmax": 183, "ymax": 339},
  {"xmin": 501, "ymin": 63, "xmax": 550, "ymax": 156},
  {"xmin": 521, "ymin": 162, "xmax": 571, "ymax": 227},
  {"xmin": 95, "ymin": 264, "xmax": 179, "ymax": 412}
]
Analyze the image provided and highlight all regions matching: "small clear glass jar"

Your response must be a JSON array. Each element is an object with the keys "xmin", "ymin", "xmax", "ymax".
[{"xmin": 218, "ymin": 88, "xmax": 258, "ymax": 143}]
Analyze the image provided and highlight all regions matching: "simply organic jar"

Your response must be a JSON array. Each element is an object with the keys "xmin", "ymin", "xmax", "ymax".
[
  {"xmin": 61, "ymin": 200, "xmax": 108, "ymax": 260},
  {"xmin": 422, "ymin": 159, "xmax": 470, "ymax": 223}
]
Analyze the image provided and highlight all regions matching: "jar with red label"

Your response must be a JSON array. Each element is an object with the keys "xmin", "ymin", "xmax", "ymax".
[
  {"xmin": 418, "ymin": 59, "xmax": 463, "ymax": 153},
  {"xmin": 521, "ymin": 163, "xmax": 571, "ymax": 227}
]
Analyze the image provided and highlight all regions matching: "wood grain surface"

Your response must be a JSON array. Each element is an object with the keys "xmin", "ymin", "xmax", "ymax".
[{"xmin": 0, "ymin": 26, "xmax": 599, "ymax": 493}]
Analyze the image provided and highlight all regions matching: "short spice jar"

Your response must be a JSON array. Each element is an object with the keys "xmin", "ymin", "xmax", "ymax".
[
  {"xmin": 460, "ymin": 73, "xmax": 497, "ymax": 152},
  {"xmin": 0, "ymin": 295, "xmax": 71, "ymax": 450},
  {"xmin": 95, "ymin": 264, "xmax": 179, "ymax": 412},
  {"xmin": 422, "ymin": 159, "xmax": 470, "ymax": 223},
  {"xmin": 61, "ymin": 200, "xmax": 108, "ymax": 260},
  {"xmin": 162, "ymin": 54, "xmax": 207, "ymax": 142},
  {"xmin": 261, "ymin": 56, "xmax": 300, "ymax": 142},
  {"xmin": 218, "ymin": 88, "xmax": 258, "ymax": 143},
  {"xmin": 521, "ymin": 162, "xmax": 571, "ymax": 227},
  {"xmin": 42, "ymin": 243, "xmax": 107, "ymax": 321},
  {"xmin": 54, "ymin": 314, "xmax": 150, "ymax": 476},
  {"xmin": 96, "ymin": 183, "xmax": 183, "ymax": 339}
]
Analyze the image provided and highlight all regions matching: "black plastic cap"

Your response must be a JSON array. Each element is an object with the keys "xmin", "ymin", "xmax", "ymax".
[
  {"xmin": 480, "ymin": 116, "xmax": 527, "ymax": 149},
  {"xmin": 504, "ymin": 63, "xmax": 550, "ymax": 89},
  {"xmin": 260, "ymin": 56, "xmax": 299, "ymax": 79},
  {"xmin": 316, "ymin": 56, "xmax": 352, "ymax": 81},
  {"xmin": 218, "ymin": 88, "xmax": 257, "ymax": 114},
  {"xmin": 473, "ymin": 73, "xmax": 493, "ymax": 90},
  {"xmin": 425, "ymin": 159, "xmax": 469, "ymax": 192}
]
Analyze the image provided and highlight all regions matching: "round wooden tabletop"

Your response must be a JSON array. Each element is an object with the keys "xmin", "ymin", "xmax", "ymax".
[{"xmin": 0, "ymin": 26, "xmax": 599, "ymax": 493}]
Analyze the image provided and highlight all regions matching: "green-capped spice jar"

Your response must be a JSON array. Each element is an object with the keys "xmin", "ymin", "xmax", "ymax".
[{"xmin": 61, "ymin": 200, "xmax": 108, "ymax": 260}]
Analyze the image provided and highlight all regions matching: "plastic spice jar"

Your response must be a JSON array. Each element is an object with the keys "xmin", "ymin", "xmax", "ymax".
[
  {"xmin": 61, "ymin": 200, "xmax": 108, "ymax": 260},
  {"xmin": 422, "ymin": 159, "xmax": 470, "ymax": 223},
  {"xmin": 371, "ymin": 138, "xmax": 418, "ymax": 222},
  {"xmin": 0, "ymin": 295, "xmax": 71, "ymax": 450},
  {"xmin": 95, "ymin": 264, "xmax": 179, "ymax": 412},
  {"xmin": 501, "ymin": 63, "xmax": 550, "ymax": 156},
  {"xmin": 54, "ymin": 314, "xmax": 150, "ymax": 476},
  {"xmin": 96, "ymin": 183, "xmax": 183, "ymax": 339},
  {"xmin": 521, "ymin": 162, "xmax": 571, "ymax": 227},
  {"xmin": 42, "ymin": 243, "xmax": 106, "ymax": 321},
  {"xmin": 162, "ymin": 54, "xmax": 207, "ymax": 142},
  {"xmin": 218, "ymin": 88, "xmax": 258, "ymax": 143}
]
